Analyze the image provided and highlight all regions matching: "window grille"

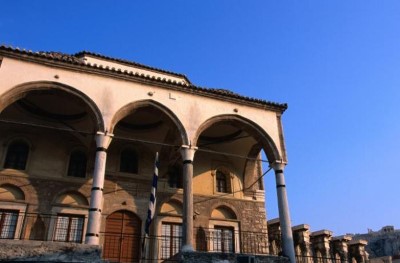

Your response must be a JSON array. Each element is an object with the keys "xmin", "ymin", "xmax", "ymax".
[
  {"xmin": 213, "ymin": 226, "xmax": 234, "ymax": 253},
  {"xmin": 161, "ymin": 223, "xmax": 182, "ymax": 259},
  {"xmin": 53, "ymin": 214, "xmax": 84, "ymax": 243},
  {"xmin": 0, "ymin": 210, "xmax": 19, "ymax": 239}
]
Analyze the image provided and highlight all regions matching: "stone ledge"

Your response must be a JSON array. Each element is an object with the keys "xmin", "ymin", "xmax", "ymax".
[
  {"xmin": 311, "ymin": 230, "xmax": 333, "ymax": 237},
  {"xmin": 0, "ymin": 240, "xmax": 102, "ymax": 262},
  {"xmin": 179, "ymin": 251, "xmax": 290, "ymax": 263},
  {"xmin": 292, "ymin": 224, "xmax": 310, "ymax": 231}
]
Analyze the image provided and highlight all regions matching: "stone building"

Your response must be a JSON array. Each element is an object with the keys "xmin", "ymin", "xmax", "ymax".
[
  {"xmin": 0, "ymin": 46, "xmax": 296, "ymax": 262},
  {"xmin": 267, "ymin": 219, "xmax": 370, "ymax": 263},
  {"xmin": 352, "ymin": 226, "xmax": 400, "ymax": 263}
]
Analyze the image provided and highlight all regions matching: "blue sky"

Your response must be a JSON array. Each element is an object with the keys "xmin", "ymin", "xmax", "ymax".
[{"xmin": 2, "ymin": 1, "xmax": 399, "ymax": 235}]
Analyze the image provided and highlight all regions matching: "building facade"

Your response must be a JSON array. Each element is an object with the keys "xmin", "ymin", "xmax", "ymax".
[{"xmin": 0, "ymin": 46, "xmax": 295, "ymax": 262}]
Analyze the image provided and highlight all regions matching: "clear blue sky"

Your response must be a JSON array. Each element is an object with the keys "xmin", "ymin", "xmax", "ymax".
[{"xmin": 2, "ymin": 1, "xmax": 399, "ymax": 236}]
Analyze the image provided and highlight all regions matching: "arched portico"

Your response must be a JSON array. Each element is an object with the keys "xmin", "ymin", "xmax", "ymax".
[
  {"xmin": 0, "ymin": 81, "xmax": 105, "ymax": 132},
  {"xmin": 87, "ymin": 99, "xmax": 190, "ymax": 246},
  {"xmin": 193, "ymin": 114, "xmax": 282, "ymax": 163},
  {"xmin": 0, "ymin": 81, "xmax": 107, "ymax": 245},
  {"xmin": 182, "ymin": 114, "xmax": 296, "ymax": 262},
  {"xmin": 109, "ymin": 99, "xmax": 189, "ymax": 145}
]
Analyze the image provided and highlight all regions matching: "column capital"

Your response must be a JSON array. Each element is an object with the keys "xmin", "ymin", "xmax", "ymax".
[
  {"xmin": 95, "ymin": 132, "xmax": 113, "ymax": 149},
  {"xmin": 180, "ymin": 145, "xmax": 198, "ymax": 161},
  {"xmin": 270, "ymin": 160, "xmax": 287, "ymax": 172}
]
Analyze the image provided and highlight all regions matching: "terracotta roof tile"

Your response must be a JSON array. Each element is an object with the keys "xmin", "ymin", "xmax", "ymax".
[{"xmin": 74, "ymin": 51, "xmax": 191, "ymax": 84}]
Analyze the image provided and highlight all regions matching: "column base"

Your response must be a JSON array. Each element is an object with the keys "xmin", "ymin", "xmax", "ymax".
[
  {"xmin": 181, "ymin": 244, "xmax": 194, "ymax": 252},
  {"xmin": 85, "ymin": 236, "xmax": 99, "ymax": 245}
]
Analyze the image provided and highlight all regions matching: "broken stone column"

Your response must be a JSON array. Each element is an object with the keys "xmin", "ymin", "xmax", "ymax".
[
  {"xmin": 268, "ymin": 218, "xmax": 282, "ymax": 256},
  {"xmin": 293, "ymin": 224, "xmax": 311, "ymax": 263},
  {"xmin": 310, "ymin": 230, "xmax": 333, "ymax": 259},
  {"xmin": 293, "ymin": 224, "xmax": 311, "ymax": 257},
  {"xmin": 348, "ymin": 239, "xmax": 368, "ymax": 263},
  {"xmin": 331, "ymin": 235, "xmax": 352, "ymax": 262}
]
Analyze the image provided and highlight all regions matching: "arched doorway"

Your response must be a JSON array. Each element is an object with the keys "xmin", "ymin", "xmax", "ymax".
[{"xmin": 103, "ymin": 210, "xmax": 142, "ymax": 263}]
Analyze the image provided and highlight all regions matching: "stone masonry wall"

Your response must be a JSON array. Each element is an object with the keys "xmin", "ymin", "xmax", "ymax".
[
  {"xmin": 179, "ymin": 251, "xmax": 290, "ymax": 263},
  {"xmin": 352, "ymin": 227, "xmax": 400, "ymax": 259},
  {"xmin": 0, "ymin": 240, "xmax": 102, "ymax": 262}
]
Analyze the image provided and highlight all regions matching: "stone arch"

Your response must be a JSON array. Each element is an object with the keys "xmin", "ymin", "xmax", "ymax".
[
  {"xmin": 213, "ymin": 165, "xmax": 234, "ymax": 177},
  {"xmin": 53, "ymin": 190, "xmax": 89, "ymax": 206},
  {"xmin": 160, "ymin": 199, "xmax": 183, "ymax": 215},
  {"xmin": 109, "ymin": 99, "xmax": 189, "ymax": 145},
  {"xmin": 193, "ymin": 114, "xmax": 281, "ymax": 163},
  {"xmin": 209, "ymin": 202, "xmax": 240, "ymax": 220},
  {"xmin": 242, "ymin": 143, "xmax": 264, "ymax": 192},
  {"xmin": 0, "ymin": 81, "xmax": 105, "ymax": 132},
  {"xmin": 211, "ymin": 205, "xmax": 237, "ymax": 220},
  {"xmin": 0, "ymin": 183, "xmax": 25, "ymax": 201},
  {"xmin": 0, "ymin": 178, "xmax": 37, "ymax": 204}
]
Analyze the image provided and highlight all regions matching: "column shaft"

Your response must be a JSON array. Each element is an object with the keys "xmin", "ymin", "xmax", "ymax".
[
  {"xmin": 273, "ymin": 162, "xmax": 296, "ymax": 263},
  {"xmin": 180, "ymin": 145, "xmax": 197, "ymax": 251},
  {"xmin": 85, "ymin": 132, "xmax": 113, "ymax": 245}
]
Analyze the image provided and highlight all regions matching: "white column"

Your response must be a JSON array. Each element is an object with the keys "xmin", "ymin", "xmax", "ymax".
[
  {"xmin": 271, "ymin": 161, "xmax": 296, "ymax": 263},
  {"xmin": 180, "ymin": 145, "xmax": 197, "ymax": 251},
  {"xmin": 85, "ymin": 131, "xmax": 113, "ymax": 245}
]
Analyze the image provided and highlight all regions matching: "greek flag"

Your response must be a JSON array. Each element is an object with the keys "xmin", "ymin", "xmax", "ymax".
[{"xmin": 145, "ymin": 152, "xmax": 159, "ymax": 236}]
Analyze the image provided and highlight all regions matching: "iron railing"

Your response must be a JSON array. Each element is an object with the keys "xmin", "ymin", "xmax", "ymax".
[
  {"xmin": 296, "ymin": 255, "xmax": 349, "ymax": 263},
  {"xmin": 0, "ymin": 212, "xmax": 274, "ymax": 262}
]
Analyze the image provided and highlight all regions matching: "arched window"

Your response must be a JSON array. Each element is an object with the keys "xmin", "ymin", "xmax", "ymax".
[
  {"xmin": 4, "ymin": 141, "xmax": 29, "ymax": 170},
  {"xmin": 67, "ymin": 150, "xmax": 87, "ymax": 178},
  {"xmin": 216, "ymin": 170, "xmax": 229, "ymax": 193},
  {"xmin": 120, "ymin": 148, "xmax": 138, "ymax": 174}
]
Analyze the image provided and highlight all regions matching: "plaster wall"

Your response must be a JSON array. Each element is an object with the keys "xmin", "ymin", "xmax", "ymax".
[{"xmin": 0, "ymin": 57, "xmax": 284, "ymax": 160}]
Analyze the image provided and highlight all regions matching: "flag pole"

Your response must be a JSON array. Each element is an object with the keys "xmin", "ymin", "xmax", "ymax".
[{"xmin": 141, "ymin": 152, "xmax": 159, "ymax": 262}]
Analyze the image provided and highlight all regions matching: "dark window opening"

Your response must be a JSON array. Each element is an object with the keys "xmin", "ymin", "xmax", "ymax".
[
  {"xmin": 67, "ymin": 150, "xmax": 87, "ymax": 178},
  {"xmin": 168, "ymin": 165, "xmax": 183, "ymax": 188},
  {"xmin": 4, "ymin": 141, "xmax": 29, "ymax": 170},
  {"xmin": 216, "ymin": 170, "xmax": 229, "ymax": 193},
  {"xmin": 120, "ymin": 148, "xmax": 138, "ymax": 174}
]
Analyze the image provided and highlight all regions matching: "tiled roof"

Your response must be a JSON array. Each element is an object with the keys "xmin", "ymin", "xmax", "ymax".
[
  {"xmin": 38, "ymin": 51, "xmax": 85, "ymax": 64},
  {"xmin": 74, "ymin": 51, "xmax": 191, "ymax": 84},
  {"xmin": 0, "ymin": 45, "xmax": 287, "ymax": 112}
]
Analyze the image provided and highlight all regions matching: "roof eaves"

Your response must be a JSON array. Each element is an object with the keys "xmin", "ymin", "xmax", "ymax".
[
  {"xmin": 0, "ymin": 45, "xmax": 287, "ymax": 112},
  {"xmin": 190, "ymin": 85, "xmax": 288, "ymax": 112}
]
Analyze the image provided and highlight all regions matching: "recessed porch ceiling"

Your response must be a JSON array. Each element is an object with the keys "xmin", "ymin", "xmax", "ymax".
[{"xmin": 0, "ymin": 88, "xmax": 99, "ymax": 136}]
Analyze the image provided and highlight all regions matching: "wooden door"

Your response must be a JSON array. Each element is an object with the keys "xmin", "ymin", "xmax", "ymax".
[{"xmin": 103, "ymin": 210, "xmax": 142, "ymax": 263}]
